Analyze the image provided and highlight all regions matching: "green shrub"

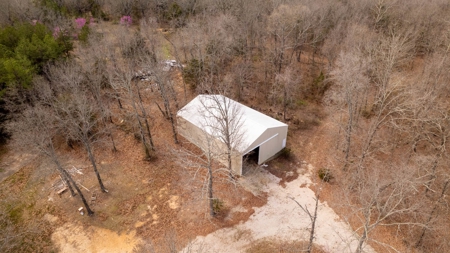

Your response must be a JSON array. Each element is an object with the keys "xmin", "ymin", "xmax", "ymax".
[
  {"xmin": 78, "ymin": 25, "xmax": 90, "ymax": 45},
  {"xmin": 182, "ymin": 59, "xmax": 203, "ymax": 90},
  {"xmin": 164, "ymin": 2, "xmax": 183, "ymax": 20},
  {"xmin": 0, "ymin": 23, "xmax": 72, "ymax": 92},
  {"xmin": 89, "ymin": 0, "xmax": 106, "ymax": 19},
  {"xmin": 6, "ymin": 204, "xmax": 24, "ymax": 224},
  {"xmin": 39, "ymin": 0, "xmax": 69, "ymax": 16},
  {"xmin": 296, "ymin": 99, "xmax": 308, "ymax": 107},
  {"xmin": 280, "ymin": 147, "xmax": 292, "ymax": 159},
  {"xmin": 306, "ymin": 71, "xmax": 331, "ymax": 101},
  {"xmin": 212, "ymin": 198, "xmax": 224, "ymax": 214},
  {"xmin": 318, "ymin": 168, "xmax": 333, "ymax": 182}
]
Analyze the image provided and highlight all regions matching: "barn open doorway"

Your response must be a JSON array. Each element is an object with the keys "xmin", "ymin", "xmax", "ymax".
[{"xmin": 242, "ymin": 146, "xmax": 259, "ymax": 175}]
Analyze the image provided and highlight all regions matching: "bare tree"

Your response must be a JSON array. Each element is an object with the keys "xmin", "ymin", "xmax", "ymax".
[
  {"xmin": 61, "ymin": 166, "xmax": 94, "ymax": 215},
  {"xmin": 228, "ymin": 59, "xmax": 253, "ymax": 102},
  {"xmin": 330, "ymin": 51, "xmax": 370, "ymax": 169},
  {"xmin": 7, "ymin": 100, "xmax": 94, "ymax": 215},
  {"xmin": 107, "ymin": 53, "xmax": 156, "ymax": 159},
  {"xmin": 290, "ymin": 191, "xmax": 320, "ymax": 253},
  {"xmin": 104, "ymin": 27, "xmax": 157, "ymax": 159},
  {"xmin": 327, "ymin": 29, "xmax": 426, "ymax": 252},
  {"xmin": 415, "ymin": 178, "xmax": 449, "ymax": 248},
  {"xmin": 8, "ymin": 103, "xmax": 75, "ymax": 197},
  {"xmin": 80, "ymin": 42, "xmax": 118, "ymax": 152},
  {"xmin": 110, "ymin": 0, "xmax": 134, "ymax": 16},
  {"xmin": 138, "ymin": 21, "xmax": 180, "ymax": 144},
  {"xmin": 341, "ymin": 164, "xmax": 424, "ymax": 253},
  {"xmin": 199, "ymin": 95, "xmax": 245, "ymax": 179},
  {"xmin": 0, "ymin": 0, "xmax": 41, "ymax": 25},
  {"xmin": 391, "ymin": 48, "xmax": 450, "ymax": 250},
  {"xmin": 151, "ymin": 71, "xmax": 179, "ymax": 144},
  {"xmin": 271, "ymin": 66, "xmax": 300, "ymax": 121},
  {"xmin": 201, "ymin": 14, "xmax": 239, "ymax": 92},
  {"xmin": 176, "ymin": 95, "xmax": 241, "ymax": 216},
  {"xmin": 267, "ymin": 4, "xmax": 311, "ymax": 74},
  {"xmin": 329, "ymin": 26, "xmax": 415, "ymax": 172},
  {"xmin": 45, "ymin": 62, "xmax": 108, "ymax": 193},
  {"xmin": 357, "ymin": 34, "xmax": 411, "ymax": 168},
  {"xmin": 174, "ymin": 129, "xmax": 220, "ymax": 217}
]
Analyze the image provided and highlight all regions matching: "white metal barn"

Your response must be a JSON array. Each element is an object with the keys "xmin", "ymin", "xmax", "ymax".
[{"xmin": 177, "ymin": 95, "xmax": 288, "ymax": 175}]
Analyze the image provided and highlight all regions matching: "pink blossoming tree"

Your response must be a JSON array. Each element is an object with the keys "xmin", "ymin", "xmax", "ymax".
[
  {"xmin": 120, "ymin": 16, "xmax": 132, "ymax": 26},
  {"xmin": 75, "ymin": 18, "xmax": 87, "ymax": 29}
]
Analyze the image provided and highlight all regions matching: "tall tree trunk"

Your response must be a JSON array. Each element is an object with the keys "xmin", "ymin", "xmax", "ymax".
[
  {"xmin": 343, "ymin": 102, "xmax": 354, "ymax": 170},
  {"xmin": 208, "ymin": 161, "xmax": 215, "ymax": 217},
  {"xmin": 168, "ymin": 112, "xmax": 179, "ymax": 144},
  {"xmin": 157, "ymin": 81, "xmax": 179, "ymax": 144},
  {"xmin": 283, "ymin": 86, "xmax": 287, "ymax": 121},
  {"xmin": 117, "ymin": 97, "xmax": 123, "ymax": 109},
  {"xmin": 62, "ymin": 169, "xmax": 94, "ymax": 216},
  {"xmin": 54, "ymin": 159, "xmax": 76, "ymax": 197},
  {"xmin": 100, "ymin": 115, "xmax": 117, "ymax": 152},
  {"xmin": 155, "ymin": 102, "xmax": 168, "ymax": 119},
  {"xmin": 278, "ymin": 50, "xmax": 284, "ymax": 74},
  {"xmin": 227, "ymin": 151, "xmax": 233, "ymax": 179},
  {"xmin": 85, "ymin": 143, "xmax": 108, "ymax": 193},
  {"xmin": 143, "ymin": 116, "xmax": 155, "ymax": 150},
  {"xmin": 101, "ymin": 114, "xmax": 117, "ymax": 152},
  {"xmin": 167, "ymin": 81, "xmax": 179, "ymax": 111},
  {"xmin": 307, "ymin": 194, "xmax": 319, "ymax": 253},
  {"xmin": 225, "ymin": 120, "xmax": 234, "ymax": 179},
  {"xmin": 356, "ymin": 226, "xmax": 368, "ymax": 253},
  {"xmin": 136, "ymin": 83, "xmax": 155, "ymax": 150},
  {"xmin": 108, "ymin": 130, "xmax": 117, "ymax": 152},
  {"xmin": 138, "ymin": 116, "xmax": 152, "ymax": 158},
  {"xmin": 131, "ymin": 98, "xmax": 152, "ymax": 159},
  {"xmin": 416, "ymin": 180, "xmax": 449, "ymax": 248},
  {"xmin": 290, "ymin": 193, "xmax": 320, "ymax": 253},
  {"xmin": 424, "ymin": 158, "xmax": 439, "ymax": 194},
  {"xmin": 297, "ymin": 48, "xmax": 302, "ymax": 62},
  {"xmin": 164, "ymin": 36, "xmax": 187, "ymax": 103},
  {"xmin": 89, "ymin": 82, "xmax": 117, "ymax": 152},
  {"xmin": 357, "ymin": 107, "xmax": 386, "ymax": 171}
]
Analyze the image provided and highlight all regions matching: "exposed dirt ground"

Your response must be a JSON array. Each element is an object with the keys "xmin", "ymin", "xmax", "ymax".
[
  {"xmin": 51, "ymin": 222, "xmax": 141, "ymax": 253},
  {"xmin": 184, "ymin": 163, "xmax": 376, "ymax": 253}
]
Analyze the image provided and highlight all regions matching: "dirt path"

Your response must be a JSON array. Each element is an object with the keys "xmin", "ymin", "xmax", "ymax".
[{"xmin": 184, "ymin": 163, "xmax": 376, "ymax": 253}]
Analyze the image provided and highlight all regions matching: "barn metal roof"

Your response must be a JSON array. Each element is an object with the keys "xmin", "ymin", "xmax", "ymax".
[{"xmin": 177, "ymin": 95, "xmax": 287, "ymax": 153}]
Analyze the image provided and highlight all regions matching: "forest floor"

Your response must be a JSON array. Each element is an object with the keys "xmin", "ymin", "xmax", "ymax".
[{"xmin": 0, "ymin": 148, "xmax": 37, "ymax": 183}]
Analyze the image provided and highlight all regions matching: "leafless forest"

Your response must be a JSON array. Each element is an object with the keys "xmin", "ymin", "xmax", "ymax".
[{"xmin": 1, "ymin": 0, "xmax": 450, "ymax": 252}]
